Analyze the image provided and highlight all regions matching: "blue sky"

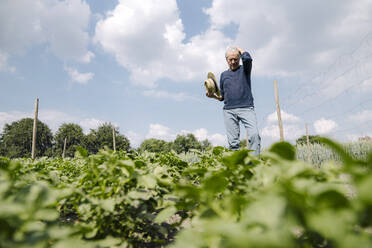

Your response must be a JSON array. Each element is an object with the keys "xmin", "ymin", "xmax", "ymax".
[{"xmin": 1, "ymin": 0, "xmax": 372, "ymax": 148}]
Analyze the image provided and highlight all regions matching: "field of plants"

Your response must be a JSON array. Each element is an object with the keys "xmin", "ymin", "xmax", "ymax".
[
  {"xmin": 1, "ymin": 138, "xmax": 372, "ymax": 247},
  {"xmin": 296, "ymin": 141, "xmax": 372, "ymax": 166}
]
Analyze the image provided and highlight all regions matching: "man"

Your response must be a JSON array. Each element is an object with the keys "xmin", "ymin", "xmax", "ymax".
[{"xmin": 206, "ymin": 46, "xmax": 261, "ymax": 155}]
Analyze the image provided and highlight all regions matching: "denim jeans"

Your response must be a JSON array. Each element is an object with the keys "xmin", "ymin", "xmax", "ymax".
[{"xmin": 223, "ymin": 107, "xmax": 261, "ymax": 155}]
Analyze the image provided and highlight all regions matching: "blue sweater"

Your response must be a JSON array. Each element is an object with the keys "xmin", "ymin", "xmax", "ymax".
[{"xmin": 220, "ymin": 51, "xmax": 254, "ymax": 110}]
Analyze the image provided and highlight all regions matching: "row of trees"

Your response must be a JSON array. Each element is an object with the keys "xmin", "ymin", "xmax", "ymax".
[
  {"xmin": 1, "ymin": 118, "xmax": 339, "ymax": 159},
  {"xmin": 0, "ymin": 118, "xmax": 213, "ymax": 158},
  {"xmin": 139, "ymin": 134, "xmax": 211, "ymax": 153},
  {"xmin": 0, "ymin": 118, "xmax": 131, "ymax": 158}
]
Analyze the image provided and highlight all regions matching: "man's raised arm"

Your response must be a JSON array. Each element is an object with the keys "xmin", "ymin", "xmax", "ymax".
[{"xmin": 236, "ymin": 47, "xmax": 252, "ymax": 77}]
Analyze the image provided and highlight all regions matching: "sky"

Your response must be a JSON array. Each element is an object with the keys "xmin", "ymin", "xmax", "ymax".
[{"xmin": 1, "ymin": 0, "xmax": 372, "ymax": 148}]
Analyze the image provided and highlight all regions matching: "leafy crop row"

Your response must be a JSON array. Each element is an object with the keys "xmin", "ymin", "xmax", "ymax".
[
  {"xmin": 296, "ymin": 141, "xmax": 372, "ymax": 166},
  {"xmin": 1, "ymin": 138, "xmax": 372, "ymax": 247}
]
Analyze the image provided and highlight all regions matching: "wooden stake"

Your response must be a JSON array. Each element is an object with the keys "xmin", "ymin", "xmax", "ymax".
[
  {"xmin": 274, "ymin": 80, "xmax": 284, "ymax": 141},
  {"xmin": 62, "ymin": 137, "xmax": 67, "ymax": 159},
  {"xmin": 31, "ymin": 98, "xmax": 39, "ymax": 159},
  {"xmin": 306, "ymin": 123, "xmax": 310, "ymax": 163},
  {"xmin": 112, "ymin": 125, "xmax": 116, "ymax": 152}
]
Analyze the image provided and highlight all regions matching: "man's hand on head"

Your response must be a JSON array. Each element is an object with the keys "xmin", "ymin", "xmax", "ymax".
[{"xmin": 235, "ymin": 46, "xmax": 245, "ymax": 55}]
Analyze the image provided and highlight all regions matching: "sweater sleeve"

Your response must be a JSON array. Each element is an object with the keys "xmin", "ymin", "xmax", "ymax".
[
  {"xmin": 241, "ymin": 51, "xmax": 252, "ymax": 77},
  {"xmin": 219, "ymin": 73, "xmax": 225, "ymax": 101}
]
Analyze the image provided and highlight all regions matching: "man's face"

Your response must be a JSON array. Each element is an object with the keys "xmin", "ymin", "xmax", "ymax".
[{"xmin": 226, "ymin": 52, "xmax": 240, "ymax": 71}]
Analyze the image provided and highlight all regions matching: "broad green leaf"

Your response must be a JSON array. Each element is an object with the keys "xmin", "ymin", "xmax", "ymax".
[
  {"xmin": 48, "ymin": 226, "xmax": 75, "ymax": 239},
  {"xmin": 241, "ymin": 195, "xmax": 286, "ymax": 229},
  {"xmin": 307, "ymin": 210, "xmax": 354, "ymax": 241},
  {"xmin": 54, "ymin": 237, "xmax": 92, "ymax": 248},
  {"xmin": 127, "ymin": 189, "xmax": 152, "ymax": 200},
  {"xmin": 155, "ymin": 206, "xmax": 177, "ymax": 223},
  {"xmin": 171, "ymin": 229, "xmax": 205, "ymax": 248},
  {"xmin": 367, "ymin": 151, "xmax": 372, "ymax": 168},
  {"xmin": 357, "ymin": 174, "xmax": 372, "ymax": 204},
  {"xmin": 34, "ymin": 209, "xmax": 59, "ymax": 221},
  {"xmin": 203, "ymin": 173, "xmax": 228, "ymax": 193},
  {"xmin": 269, "ymin": 142, "xmax": 296, "ymax": 160},
  {"xmin": 22, "ymin": 221, "xmax": 46, "ymax": 232},
  {"xmin": 0, "ymin": 202, "xmax": 24, "ymax": 216},
  {"xmin": 314, "ymin": 189, "xmax": 350, "ymax": 209},
  {"xmin": 85, "ymin": 228, "xmax": 98, "ymax": 239},
  {"xmin": 222, "ymin": 150, "xmax": 249, "ymax": 167},
  {"xmin": 100, "ymin": 198, "xmax": 115, "ymax": 212},
  {"xmin": 94, "ymin": 236, "xmax": 123, "ymax": 247},
  {"xmin": 138, "ymin": 174, "xmax": 157, "ymax": 189},
  {"xmin": 49, "ymin": 170, "xmax": 60, "ymax": 184}
]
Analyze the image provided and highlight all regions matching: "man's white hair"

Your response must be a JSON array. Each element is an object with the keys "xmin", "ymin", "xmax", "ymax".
[{"xmin": 225, "ymin": 46, "xmax": 240, "ymax": 58}]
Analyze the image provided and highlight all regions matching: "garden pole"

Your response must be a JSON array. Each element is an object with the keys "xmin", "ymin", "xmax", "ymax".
[
  {"xmin": 31, "ymin": 98, "xmax": 39, "ymax": 159},
  {"xmin": 306, "ymin": 123, "xmax": 310, "ymax": 162},
  {"xmin": 62, "ymin": 137, "xmax": 67, "ymax": 159},
  {"xmin": 112, "ymin": 124, "xmax": 116, "ymax": 152},
  {"xmin": 274, "ymin": 80, "xmax": 284, "ymax": 141}
]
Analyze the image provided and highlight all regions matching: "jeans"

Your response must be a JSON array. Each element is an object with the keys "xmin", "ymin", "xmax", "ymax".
[{"xmin": 223, "ymin": 107, "xmax": 261, "ymax": 155}]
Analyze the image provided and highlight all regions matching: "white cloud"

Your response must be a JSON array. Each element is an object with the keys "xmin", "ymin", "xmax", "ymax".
[
  {"xmin": 146, "ymin": 123, "xmax": 176, "ymax": 141},
  {"xmin": 0, "ymin": 0, "xmax": 93, "ymax": 63},
  {"xmin": 348, "ymin": 110, "xmax": 372, "ymax": 123},
  {"xmin": 126, "ymin": 131, "xmax": 144, "ymax": 148},
  {"xmin": 260, "ymin": 124, "xmax": 304, "ymax": 141},
  {"xmin": 94, "ymin": 0, "xmax": 231, "ymax": 87},
  {"xmin": 0, "ymin": 51, "xmax": 15, "ymax": 72},
  {"xmin": 93, "ymin": 0, "xmax": 372, "ymax": 97},
  {"xmin": 260, "ymin": 110, "xmax": 304, "ymax": 145},
  {"xmin": 78, "ymin": 118, "xmax": 106, "ymax": 133},
  {"xmin": 0, "ymin": 111, "xmax": 30, "ymax": 131},
  {"xmin": 267, "ymin": 110, "xmax": 301, "ymax": 123},
  {"xmin": 205, "ymin": 0, "xmax": 372, "ymax": 79},
  {"xmin": 191, "ymin": 128, "xmax": 208, "ymax": 141},
  {"xmin": 64, "ymin": 66, "xmax": 94, "ymax": 84},
  {"xmin": 142, "ymin": 89, "xmax": 197, "ymax": 101},
  {"xmin": 39, "ymin": 110, "xmax": 76, "ymax": 131},
  {"xmin": 0, "ymin": 110, "xmax": 107, "ymax": 134},
  {"xmin": 180, "ymin": 128, "xmax": 226, "ymax": 146},
  {"xmin": 208, "ymin": 133, "xmax": 226, "ymax": 146},
  {"xmin": 313, "ymin": 118, "xmax": 338, "ymax": 134},
  {"xmin": 361, "ymin": 77, "xmax": 372, "ymax": 91},
  {"xmin": 190, "ymin": 128, "xmax": 226, "ymax": 146}
]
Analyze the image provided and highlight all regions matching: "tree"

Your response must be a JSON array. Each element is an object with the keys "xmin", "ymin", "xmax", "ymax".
[
  {"xmin": 200, "ymin": 139, "xmax": 212, "ymax": 151},
  {"xmin": 139, "ymin": 138, "xmax": 172, "ymax": 153},
  {"xmin": 0, "ymin": 118, "xmax": 53, "ymax": 158},
  {"xmin": 54, "ymin": 123, "xmax": 85, "ymax": 157},
  {"xmin": 172, "ymin": 134, "xmax": 202, "ymax": 153},
  {"xmin": 84, "ymin": 123, "xmax": 130, "ymax": 154},
  {"xmin": 296, "ymin": 135, "xmax": 321, "ymax": 145}
]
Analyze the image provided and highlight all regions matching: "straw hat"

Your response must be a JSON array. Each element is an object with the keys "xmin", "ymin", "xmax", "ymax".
[{"xmin": 204, "ymin": 72, "xmax": 221, "ymax": 97}]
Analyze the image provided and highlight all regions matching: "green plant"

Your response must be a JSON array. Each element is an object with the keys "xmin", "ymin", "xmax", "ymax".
[{"xmin": 1, "ymin": 138, "xmax": 371, "ymax": 247}]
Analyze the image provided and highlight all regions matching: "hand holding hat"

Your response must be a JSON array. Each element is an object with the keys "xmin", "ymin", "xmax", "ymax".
[{"xmin": 204, "ymin": 72, "xmax": 221, "ymax": 98}]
